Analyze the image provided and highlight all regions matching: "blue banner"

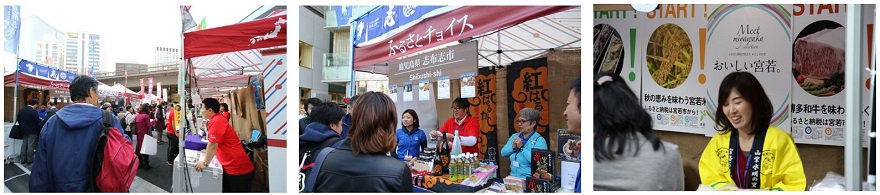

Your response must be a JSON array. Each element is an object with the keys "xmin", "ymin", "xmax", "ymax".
[
  {"xmin": 352, "ymin": 5, "xmax": 445, "ymax": 46},
  {"xmin": 4, "ymin": 5, "xmax": 21, "ymax": 54},
  {"xmin": 333, "ymin": 6, "xmax": 354, "ymax": 26},
  {"xmin": 18, "ymin": 59, "xmax": 77, "ymax": 83}
]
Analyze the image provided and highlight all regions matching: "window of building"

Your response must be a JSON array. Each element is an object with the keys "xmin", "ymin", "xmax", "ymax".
[{"xmin": 300, "ymin": 41, "xmax": 313, "ymax": 69}]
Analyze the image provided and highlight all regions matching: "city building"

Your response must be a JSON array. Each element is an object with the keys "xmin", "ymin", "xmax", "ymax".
[
  {"xmin": 153, "ymin": 46, "xmax": 180, "ymax": 71},
  {"xmin": 62, "ymin": 32, "xmax": 102, "ymax": 74},
  {"xmin": 299, "ymin": 6, "xmax": 389, "ymax": 106},
  {"xmin": 34, "ymin": 41, "xmax": 63, "ymax": 67},
  {"xmin": 18, "ymin": 15, "xmax": 65, "ymax": 70},
  {"xmin": 63, "ymin": 32, "xmax": 82, "ymax": 73}
]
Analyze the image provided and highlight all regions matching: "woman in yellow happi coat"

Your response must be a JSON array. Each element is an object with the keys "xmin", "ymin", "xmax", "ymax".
[{"xmin": 699, "ymin": 72, "xmax": 806, "ymax": 191}]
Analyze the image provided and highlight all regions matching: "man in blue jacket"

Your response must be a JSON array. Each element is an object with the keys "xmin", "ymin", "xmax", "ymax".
[{"xmin": 30, "ymin": 75, "xmax": 130, "ymax": 192}]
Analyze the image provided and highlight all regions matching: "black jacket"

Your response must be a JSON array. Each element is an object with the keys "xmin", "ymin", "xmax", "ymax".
[
  {"xmin": 314, "ymin": 138, "xmax": 412, "ymax": 192},
  {"xmin": 17, "ymin": 106, "xmax": 41, "ymax": 135}
]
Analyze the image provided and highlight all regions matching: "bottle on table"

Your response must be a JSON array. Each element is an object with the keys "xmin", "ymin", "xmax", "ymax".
[
  {"xmin": 451, "ymin": 130, "xmax": 463, "ymax": 156},
  {"xmin": 450, "ymin": 155, "xmax": 459, "ymax": 182}
]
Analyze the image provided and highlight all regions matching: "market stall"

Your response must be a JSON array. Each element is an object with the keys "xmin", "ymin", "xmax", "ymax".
[
  {"xmin": 4, "ymin": 59, "xmax": 73, "ymax": 121},
  {"xmin": 174, "ymin": 7, "xmax": 286, "ymax": 193},
  {"xmin": 340, "ymin": 5, "xmax": 582, "ymax": 193}
]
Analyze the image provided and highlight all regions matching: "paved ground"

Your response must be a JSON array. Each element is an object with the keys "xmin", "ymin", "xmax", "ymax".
[
  {"xmin": 4, "ymin": 122, "xmax": 168, "ymax": 192},
  {"xmin": 3, "ymin": 122, "xmax": 270, "ymax": 193}
]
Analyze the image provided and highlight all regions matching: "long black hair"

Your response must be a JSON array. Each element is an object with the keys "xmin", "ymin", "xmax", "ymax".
[
  {"xmin": 714, "ymin": 72, "xmax": 773, "ymax": 134},
  {"xmin": 593, "ymin": 73, "xmax": 663, "ymax": 162}
]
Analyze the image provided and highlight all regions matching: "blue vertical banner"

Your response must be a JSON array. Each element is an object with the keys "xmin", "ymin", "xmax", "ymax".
[
  {"xmin": 4, "ymin": 5, "xmax": 21, "ymax": 54},
  {"xmin": 352, "ymin": 5, "xmax": 445, "ymax": 45}
]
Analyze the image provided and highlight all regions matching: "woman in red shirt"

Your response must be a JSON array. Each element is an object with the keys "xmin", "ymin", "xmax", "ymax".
[
  {"xmin": 165, "ymin": 105, "xmax": 179, "ymax": 166},
  {"xmin": 432, "ymin": 98, "xmax": 480, "ymax": 154},
  {"xmin": 195, "ymin": 98, "xmax": 255, "ymax": 192}
]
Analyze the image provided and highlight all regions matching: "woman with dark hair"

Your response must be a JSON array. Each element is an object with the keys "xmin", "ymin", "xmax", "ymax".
[
  {"xmin": 593, "ymin": 73, "xmax": 684, "ymax": 191},
  {"xmin": 135, "ymin": 103, "xmax": 155, "ymax": 169},
  {"xmin": 699, "ymin": 72, "xmax": 805, "ymax": 191},
  {"xmin": 220, "ymin": 103, "xmax": 231, "ymax": 121},
  {"xmin": 432, "ymin": 98, "xmax": 480, "ymax": 154},
  {"xmin": 395, "ymin": 109, "xmax": 427, "ymax": 161},
  {"xmin": 309, "ymin": 92, "xmax": 412, "ymax": 192}
]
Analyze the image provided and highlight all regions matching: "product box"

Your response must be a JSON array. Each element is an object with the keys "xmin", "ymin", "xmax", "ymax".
[
  {"xmin": 556, "ymin": 129, "xmax": 581, "ymax": 161},
  {"xmin": 525, "ymin": 177, "xmax": 558, "ymax": 193},
  {"xmin": 530, "ymin": 149, "xmax": 555, "ymax": 180},
  {"xmin": 503, "ymin": 176, "xmax": 526, "ymax": 193}
]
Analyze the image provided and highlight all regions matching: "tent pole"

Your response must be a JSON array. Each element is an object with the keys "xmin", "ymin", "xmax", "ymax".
[
  {"xmin": 844, "ymin": 4, "xmax": 863, "ymax": 191},
  {"xmin": 349, "ymin": 21, "xmax": 356, "ymax": 97}
]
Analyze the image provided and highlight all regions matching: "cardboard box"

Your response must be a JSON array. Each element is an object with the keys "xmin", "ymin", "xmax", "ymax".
[{"xmin": 172, "ymin": 149, "xmax": 223, "ymax": 192}]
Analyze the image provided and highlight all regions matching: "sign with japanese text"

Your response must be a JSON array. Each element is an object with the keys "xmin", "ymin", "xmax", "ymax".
[
  {"xmin": 17, "ymin": 59, "xmax": 76, "ymax": 83},
  {"xmin": 790, "ymin": 4, "xmax": 849, "ymax": 146},
  {"xmin": 705, "ymin": 4, "xmax": 794, "ymax": 136},
  {"xmin": 353, "ymin": 6, "xmax": 574, "ymax": 68},
  {"xmin": 352, "ymin": 5, "xmax": 445, "ymax": 45},
  {"xmin": 859, "ymin": 4, "xmax": 874, "ymax": 147},
  {"xmin": 388, "ymin": 41, "xmax": 478, "ymax": 85},
  {"xmin": 639, "ymin": 4, "xmax": 711, "ymax": 134}
]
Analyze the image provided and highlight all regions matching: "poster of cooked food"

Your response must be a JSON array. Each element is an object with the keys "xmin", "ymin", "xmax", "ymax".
[
  {"xmin": 419, "ymin": 79, "xmax": 431, "ymax": 101},
  {"xmin": 594, "ymin": 9, "xmax": 641, "ymax": 95},
  {"xmin": 638, "ymin": 4, "xmax": 709, "ymax": 134},
  {"xmin": 705, "ymin": 4, "xmax": 793, "ymax": 136},
  {"xmin": 860, "ymin": 4, "xmax": 874, "ymax": 147},
  {"xmin": 789, "ymin": 4, "xmax": 849, "ymax": 146}
]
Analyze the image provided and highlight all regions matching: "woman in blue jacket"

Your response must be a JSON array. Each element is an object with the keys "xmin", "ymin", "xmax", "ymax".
[
  {"xmin": 395, "ymin": 109, "xmax": 427, "ymax": 161},
  {"xmin": 502, "ymin": 107, "xmax": 548, "ymax": 179}
]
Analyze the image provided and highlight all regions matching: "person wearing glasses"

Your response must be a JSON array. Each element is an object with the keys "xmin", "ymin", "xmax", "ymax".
[
  {"xmin": 501, "ymin": 108, "xmax": 548, "ymax": 179},
  {"xmin": 431, "ymin": 98, "xmax": 480, "ymax": 155}
]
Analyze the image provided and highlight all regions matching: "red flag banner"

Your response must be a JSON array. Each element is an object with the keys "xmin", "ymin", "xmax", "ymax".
[
  {"xmin": 184, "ymin": 15, "xmax": 286, "ymax": 59},
  {"xmin": 353, "ymin": 6, "xmax": 574, "ymax": 69}
]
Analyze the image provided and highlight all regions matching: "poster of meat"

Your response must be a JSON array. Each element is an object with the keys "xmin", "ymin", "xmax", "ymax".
[
  {"xmin": 790, "ymin": 4, "xmax": 849, "ymax": 146},
  {"xmin": 860, "ymin": 4, "xmax": 874, "ymax": 147},
  {"xmin": 594, "ymin": 9, "xmax": 641, "ymax": 96},
  {"xmin": 705, "ymin": 4, "xmax": 793, "ymax": 137},
  {"xmin": 638, "ymin": 4, "xmax": 710, "ymax": 134}
]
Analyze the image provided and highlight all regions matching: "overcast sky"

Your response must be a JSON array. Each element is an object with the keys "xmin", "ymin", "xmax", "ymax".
[{"xmin": 19, "ymin": 2, "xmax": 260, "ymax": 72}]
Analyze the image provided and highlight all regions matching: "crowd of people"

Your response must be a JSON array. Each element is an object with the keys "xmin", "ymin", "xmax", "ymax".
[
  {"xmin": 12, "ymin": 75, "xmax": 257, "ymax": 192},
  {"xmin": 298, "ymin": 78, "xmax": 583, "ymax": 192}
]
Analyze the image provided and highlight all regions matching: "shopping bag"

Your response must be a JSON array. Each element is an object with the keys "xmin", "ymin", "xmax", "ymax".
[
  {"xmin": 8, "ymin": 121, "xmax": 23, "ymax": 140},
  {"xmin": 140, "ymin": 135, "xmax": 158, "ymax": 155}
]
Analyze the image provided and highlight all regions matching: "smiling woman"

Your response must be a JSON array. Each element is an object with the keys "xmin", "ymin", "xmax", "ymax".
[{"xmin": 699, "ymin": 71, "xmax": 807, "ymax": 191}]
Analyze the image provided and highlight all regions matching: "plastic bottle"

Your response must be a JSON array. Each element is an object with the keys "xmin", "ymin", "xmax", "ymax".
[
  {"xmin": 450, "ymin": 155, "xmax": 459, "ymax": 182},
  {"xmin": 451, "ymin": 130, "xmax": 463, "ymax": 156}
]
